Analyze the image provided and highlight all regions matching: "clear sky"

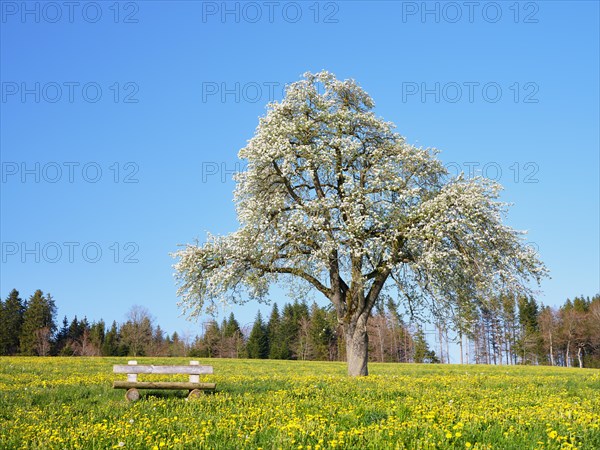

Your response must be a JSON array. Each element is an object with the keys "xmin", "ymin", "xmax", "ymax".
[{"xmin": 1, "ymin": 1, "xmax": 599, "ymax": 351}]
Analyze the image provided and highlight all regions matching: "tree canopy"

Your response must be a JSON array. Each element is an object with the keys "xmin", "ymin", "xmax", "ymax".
[{"xmin": 173, "ymin": 71, "xmax": 547, "ymax": 375}]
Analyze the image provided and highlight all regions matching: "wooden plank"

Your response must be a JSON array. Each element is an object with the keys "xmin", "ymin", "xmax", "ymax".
[
  {"xmin": 113, "ymin": 365, "xmax": 213, "ymax": 375},
  {"xmin": 113, "ymin": 381, "xmax": 216, "ymax": 390}
]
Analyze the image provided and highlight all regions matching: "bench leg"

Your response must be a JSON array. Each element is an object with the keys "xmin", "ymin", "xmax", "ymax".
[
  {"xmin": 188, "ymin": 389, "xmax": 204, "ymax": 399},
  {"xmin": 125, "ymin": 388, "xmax": 140, "ymax": 402}
]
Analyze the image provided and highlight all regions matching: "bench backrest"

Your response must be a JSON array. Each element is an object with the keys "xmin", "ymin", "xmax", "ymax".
[{"xmin": 113, "ymin": 361, "xmax": 213, "ymax": 382}]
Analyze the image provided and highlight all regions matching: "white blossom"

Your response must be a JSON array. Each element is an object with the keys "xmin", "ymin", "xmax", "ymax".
[{"xmin": 172, "ymin": 71, "xmax": 547, "ymax": 372}]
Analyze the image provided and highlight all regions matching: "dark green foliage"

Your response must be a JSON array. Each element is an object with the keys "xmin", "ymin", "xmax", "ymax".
[
  {"xmin": 516, "ymin": 296, "xmax": 543, "ymax": 364},
  {"xmin": 102, "ymin": 321, "xmax": 120, "ymax": 356},
  {"xmin": 277, "ymin": 301, "xmax": 310, "ymax": 360},
  {"xmin": 19, "ymin": 290, "xmax": 56, "ymax": 355},
  {"xmin": 89, "ymin": 320, "xmax": 105, "ymax": 353},
  {"xmin": 53, "ymin": 316, "xmax": 71, "ymax": 355},
  {"xmin": 189, "ymin": 320, "xmax": 221, "ymax": 357},
  {"xmin": 246, "ymin": 311, "xmax": 268, "ymax": 359},
  {"xmin": 2, "ymin": 287, "xmax": 598, "ymax": 366},
  {"xmin": 308, "ymin": 302, "xmax": 335, "ymax": 361},
  {"xmin": 0, "ymin": 289, "xmax": 25, "ymax": 355},
  {"xmin": 267, "ymin": 303, "xmax": 286, "ymax": 359},
  {"xmin": 223, "ymin": 312, "xmax": 241, "ymax": 338},
  {"xmin": 413, "ymin": 326, "xmax": 438, "ymax": 363},
  {"xmin": 519, "ymin": 296, "xmax": 540, "ymax": 333}
]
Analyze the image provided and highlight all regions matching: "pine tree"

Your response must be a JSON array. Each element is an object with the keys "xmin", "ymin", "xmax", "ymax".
[
  {"xmin": 278, "ymin": 301, "xmax": 310, "ymax": 359},
  {"xmin": 70, "ymin": 317, "xmax": 93, "ymax": 356},
  {"xmin": 70, "ymin": 316, "xmax": 84, "ymax": 340},
  {"xmin": 120, "ymin": 306, "xmax": 154, "ymax": 357},
  {"xmin": 223, "ymin": 312, "xmax": 241, "ymax": 337},
  {"xmin": 53, "ymin": 316, "xmax": 71, "ymax": 355},
  {"xmin": 307, "ymin": 303, "xmax": 333, "ymax": 361},
  {"xmin": 221, "ymin": 312, "xmax": 244, "ymax": 358},
  {"xmin": 246, "ymin": 311, "xmax": 268, "ymax": 359},
  {"xmin": 516, "ymin": 295, "xmax": 542, "ymax": 364},
  {"xmin": 89, "ymin": 320, "xmax": 105, "ymax": 355},
  {"xmin": 267, "ymin": 303, "xmax": 285, "ymax": 359},
  {"xmin": 572, "ymin": 296, "xmax": 590, "ymax": 313},
  {"xmin": 0, "ymin": 289, "xmax": 25, "ymax": 355},
  {"xmin": 19, "ymin": 290, "xmax": 57, "ymax": 355},
  {"xmin": 102, "ymin": 321, "xmax": 120, "ymax": 356},
  {"xmin": 200, "ymin": 321, "xmax": 221, "ymax": 357},
  {"xmin": 151, "ymin": 325, "xmax": 166, "ymax": 356},
  {"xmin": 273, "ymin": 303, "xmax": 294, "ymax": 359},
  {"xmin": 413, "ymin": 326, "xmax": 438, "ymax": 363},
  {"xmin": 169, "ymin": 331, "xmax": 186, "ymax": 356}
]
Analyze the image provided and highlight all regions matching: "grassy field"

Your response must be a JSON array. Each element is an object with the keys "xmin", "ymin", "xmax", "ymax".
[{"xmin": 0, "ymin": 358, "xmax": 598, "ymax": 449}]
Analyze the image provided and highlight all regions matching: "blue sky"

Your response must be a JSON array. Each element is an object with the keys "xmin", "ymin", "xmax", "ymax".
[{"xmin": 1, "ymin": 1, "xmax": 598, "ymax": 351}]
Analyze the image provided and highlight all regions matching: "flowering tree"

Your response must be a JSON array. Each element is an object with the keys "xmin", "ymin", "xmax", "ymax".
[{"xmin": 173, "ymin": 71, "xmax": 547, "ymax": 376}]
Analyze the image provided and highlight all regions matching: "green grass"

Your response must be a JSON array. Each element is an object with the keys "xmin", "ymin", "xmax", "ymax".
[{"xmin": 0, "ymin": 357, "xmax": 598, "ymax": 449}]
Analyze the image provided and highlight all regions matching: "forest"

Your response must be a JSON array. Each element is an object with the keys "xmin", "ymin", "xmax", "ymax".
[{"xmin": 1, "ymin": 288, "xmax": 598, "ymax": 367}]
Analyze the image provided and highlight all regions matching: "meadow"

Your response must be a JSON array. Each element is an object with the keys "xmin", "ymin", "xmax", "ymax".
[{"xmin": 0, "ymin": 358, "xmax": 598, "ymax": 449}]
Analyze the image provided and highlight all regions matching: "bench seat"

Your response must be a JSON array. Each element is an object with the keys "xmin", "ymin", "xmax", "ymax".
[
  {"xmin": 113, "ymin": 360, "xmax": 215, "ymax": 401},
  {"xmin": 113, "ymin": 381, "xmax": 216, "ymax": 390}
]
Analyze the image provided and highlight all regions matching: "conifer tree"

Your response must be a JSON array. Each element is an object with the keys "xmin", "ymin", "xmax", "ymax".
[
  {"xmin": 102, "ymin": 321, "xmax": 120, "ymax": 356},
  {"xmin": 0, "ymin": 289, "xmax": 25, "ymax": 355},
  {"xmin": 19, "ymin": 290, "xmax": 56, "ymax": 355},
  {"xmin": 267, "ymin": 303, "xmax": 283, "ymax": 359},
  {"xmin": 89, "ymin": 320, "xmax": 106, "ymax": 355},
  {"xmin": 308, "ymin": 303, "xmax": 334, "ymax": 360},
  {"xmin": 246, "ymin": 311, "xmax": 268, "ymax": 359},
  {"xmin": 516, "ymin": 296, "xmax": 542, "ymax": 363},
  {"xmin": 223, "ymin": 312, "xmax": 242, "ymax": 337},
  {"xmin": 200, "ymin": 320, "xmax": 221, "ymax": 357},
  {"xmin": 413, "ymin": 326, "xmax": 438, "ymax": 363}
]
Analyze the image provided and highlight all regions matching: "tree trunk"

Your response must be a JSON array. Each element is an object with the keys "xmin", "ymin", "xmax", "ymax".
[
  {"xmin": 390, "ymin": 321, "xmax": 398, "ymax": 362},
  {"xmin": 345, "ymin": 318, "xmax": 369, "ymax": 377},
  {"xmin": 438, "ymin": 324, "xmax": 444, "ymax": 364},
  {"xmin": 378, "ymin": 325, "xmax": 384, "ymax": 363},
  {"xmin": 445, "ymin": 329, "xmax": 450, "ymax": 364},
  {"xmin": 577, "ymin": 346, "xmax": 583, "ymax": 368}
]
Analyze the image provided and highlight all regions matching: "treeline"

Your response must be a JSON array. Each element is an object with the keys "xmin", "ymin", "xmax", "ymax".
[
  {"xmin": 0, "ymin": 290, "xmax": 187, "ymax": 357},
  {"xmin": 1, "ymin": 288, "xmax": 598, "ymax": 367},
  {"xmin": 189, "ymin": 300, "xmax": 438, "ymax": 363},
  {"xmin": 0, "ymin": 289, "xmax": 437, "ymax": 362},
  {"xmin": 452, "ymin": 294, "xmax": 600, "ymax": 368}
]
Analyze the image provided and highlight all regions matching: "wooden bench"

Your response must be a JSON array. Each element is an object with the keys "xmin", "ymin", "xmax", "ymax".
[{"xmin": 113, "ymin": 360, "xmax": 216, "ymax": 401}]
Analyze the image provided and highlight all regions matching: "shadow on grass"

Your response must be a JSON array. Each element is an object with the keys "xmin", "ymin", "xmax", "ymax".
[{"xmin": 130, "ymin": 389, "xmax": 218, "ymax": 401}]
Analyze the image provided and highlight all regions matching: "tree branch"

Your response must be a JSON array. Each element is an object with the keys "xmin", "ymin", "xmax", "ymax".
[
  {"xmin": 256, "ymin": 264, "xmax": 332, "ymax": 299},
  {"xmin": 272, "ymin": 161, "xmax": 304, "ymax": 206}
]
